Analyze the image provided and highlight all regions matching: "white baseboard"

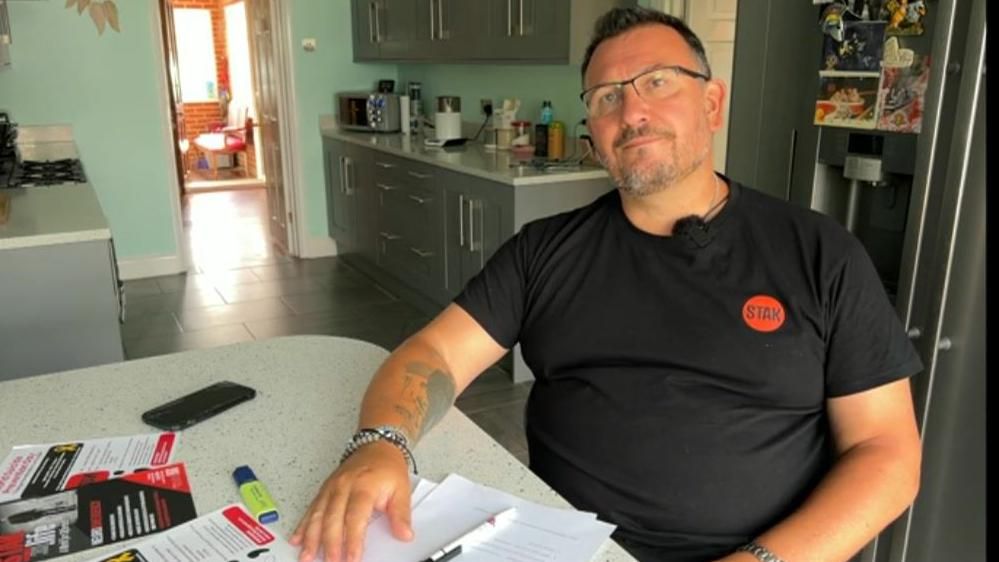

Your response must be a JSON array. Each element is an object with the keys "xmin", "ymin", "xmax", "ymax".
[
  {"xmin": 118, "ymin": 254, "xmax": 188, "ymax": 280},
  {"xmin": 299, "ymin": 235, "xmax": 338, "ymax": 259}
]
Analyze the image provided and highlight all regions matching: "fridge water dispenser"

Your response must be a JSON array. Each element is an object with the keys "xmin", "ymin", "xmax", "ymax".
[{"xmin": 809, "ymin": 130, "xmax": 918, "ymax": 301}]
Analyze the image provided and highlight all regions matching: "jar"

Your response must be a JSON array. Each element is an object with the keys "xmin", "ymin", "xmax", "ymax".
[
  {"xmin": 496, "ymin": 128, "xmax": 514, "ymax": 150},
  {"xmin": 547, "ymin": 121, "xmax": 565, "ymax": 160},
  {"xmin": 511, "ymin": 120, "xmax": 532, "ymax": 147}
]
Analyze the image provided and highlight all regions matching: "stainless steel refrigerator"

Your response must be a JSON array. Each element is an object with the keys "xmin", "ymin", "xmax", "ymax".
[{"xmin": 726, "ymin": 1, "xmax": 985, "ymax": 560}]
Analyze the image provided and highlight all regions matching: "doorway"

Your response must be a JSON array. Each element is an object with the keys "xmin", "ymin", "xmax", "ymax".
[{"xmin": 158, "ymin": 0, "xmax": 293, "ymax": 271}]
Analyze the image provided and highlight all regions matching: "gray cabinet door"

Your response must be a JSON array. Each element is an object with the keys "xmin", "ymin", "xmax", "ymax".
[
  {"xmin": 323, "ymin": 138, "xmax": 356, "ymax": 253},
  {"xmin": 348, "ymin": 144, "xmax": 378, "ymax": 262},
  {"xmin": 432, "ymin": 0, "xmax": 485, "ymax": 59},
  {"xmin": 443, "ymin": 173, "xmax": 510, "ymax": 299},
  {"xmin": 351, "ymin": 0, "xmax": 381, "ymax": 61},
  {"xmin": 484, "ymin": 0, "xmax": 570, "ymax": 62}
]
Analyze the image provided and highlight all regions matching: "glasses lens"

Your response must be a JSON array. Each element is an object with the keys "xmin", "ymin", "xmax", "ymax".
[
  {"xmin": 637, "ymin": 68, "xmax": 680, "ymax": 100},
  {"xmin": 584, "ymin": 85, "xmax": 621, "ymax": 118}
]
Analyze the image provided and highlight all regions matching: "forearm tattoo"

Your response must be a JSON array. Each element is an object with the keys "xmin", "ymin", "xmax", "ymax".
[{"xmin": 393, "ymin": 362, "xmax": 456, "ymax": 441}]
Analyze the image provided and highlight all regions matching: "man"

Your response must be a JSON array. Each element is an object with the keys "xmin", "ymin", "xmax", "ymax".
[{"xmin": 291, "ymin": 7, "xmax": 923, "ymax": 562}]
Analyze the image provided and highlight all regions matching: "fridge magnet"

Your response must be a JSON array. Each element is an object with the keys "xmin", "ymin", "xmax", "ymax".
[
  {"xmin": 815, "ymin": 74, "xmax": 880, "ymax": 129},
  {"xmin": 877, "ymin": 54, "xmax": 931, "ymax": 133},
  {"xmin": 880, "ymin": 0, "xmax": 927, "ymax": 36},
  {"xmin": 822, "ymin": 20, "xmax": 887, "ymax": 72},
  {"xmin": 882, "ymin": 36, "xmax": 916, "ymax": 68},
  {"xmin": 819, "ymin": 4, "xmax": 848, "ymax": 42}
]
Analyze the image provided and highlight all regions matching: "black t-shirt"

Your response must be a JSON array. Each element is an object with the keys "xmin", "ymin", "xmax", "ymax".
[{"xmin": 454, "ymin": 180, "xmax": 923, "ymax": 561}]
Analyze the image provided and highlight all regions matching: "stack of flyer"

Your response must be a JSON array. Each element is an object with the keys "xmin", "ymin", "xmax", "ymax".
[{"xmin": 0, "ymin": 433, "xmax": 196, "ymax": 562}]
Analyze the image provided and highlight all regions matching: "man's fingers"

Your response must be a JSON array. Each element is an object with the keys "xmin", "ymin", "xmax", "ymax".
[
  {"xmin": 295, "ymin": 497, "xmax": 327, "ymax": 562},
  {"xmin": 386, "ymin": 488, "xmax": 413, "ymax": 541},
  {"xmin": 320, "ymin": 486, "xmax": 351, "ymax": 562},
  {"xmin": 291, "ymin": 495, "xmax": 323, "ymax": 546},
  {"xmin": 342, "ymin": 490, "xmax": 378, "ymax": 562}
]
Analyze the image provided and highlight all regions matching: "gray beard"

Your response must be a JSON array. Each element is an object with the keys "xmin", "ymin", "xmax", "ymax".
[{"xmin": 608, "ymin": 143, "xmax": 708, "ymax": 197}]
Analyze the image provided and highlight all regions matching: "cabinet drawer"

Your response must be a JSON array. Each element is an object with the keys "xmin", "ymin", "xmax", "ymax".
[{"xmin": 378, "ymin": 234, "xmax": 443, "ymax": 297}]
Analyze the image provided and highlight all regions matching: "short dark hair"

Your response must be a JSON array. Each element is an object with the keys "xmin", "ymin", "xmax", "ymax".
[{"xmin": 580, "ymin": 7, "xmax": 712, "ymax": 81}]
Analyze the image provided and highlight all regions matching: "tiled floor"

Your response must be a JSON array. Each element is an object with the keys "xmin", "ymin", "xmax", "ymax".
[{"xmin": 123, "ymin": 188, "xmax": 531, "ymax": 464}]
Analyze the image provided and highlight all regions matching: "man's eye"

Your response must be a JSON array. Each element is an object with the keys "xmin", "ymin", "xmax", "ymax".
[
  {"xmin": 648, "ymin": 75, "xmax": 669, "ymax": 89},
  {"xmin": 600, "ymin": 90, "xmax": 620, "ymax": 104}
]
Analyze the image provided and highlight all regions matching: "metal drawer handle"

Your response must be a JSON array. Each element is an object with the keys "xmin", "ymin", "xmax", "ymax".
[
  {"xmin": 410, "ymin": 247, "xmax": 434, "ymax": 258},
  {"xmin": 458, "ymin": 194, "xmax": 465, "ymax": 248},
  {"xmin": 407, "ymin": 171, "xmax": 432, "ymax": 179},
  {"xmin": 408, "ymin": 194, "xmax": 431, "ymax": 205},
  {"xmin": 376, "ymin": 183, "xmax": 398, "ymax": 191},
  {"xmin": 375, "ymin": 161, "xmax": 396, "ymax": 169},
  {"xmin": 379, "ymin": 232, "xmax": 401, "ymax": 240}
]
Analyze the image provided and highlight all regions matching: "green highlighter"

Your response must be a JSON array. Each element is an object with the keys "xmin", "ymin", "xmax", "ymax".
[{"xmin": 233, "ymin": 465, "xmax": 279, "ymax": 524}]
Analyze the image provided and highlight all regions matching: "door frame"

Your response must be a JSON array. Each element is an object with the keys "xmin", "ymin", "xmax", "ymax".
[{"xmin": 153, "ymin": 0, "xmax": 303, "ymax": 260}]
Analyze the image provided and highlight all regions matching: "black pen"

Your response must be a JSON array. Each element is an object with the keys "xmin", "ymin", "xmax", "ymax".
[{"xmin": 420, "ymin": 507, "xmax": 517, "ymax": 562}]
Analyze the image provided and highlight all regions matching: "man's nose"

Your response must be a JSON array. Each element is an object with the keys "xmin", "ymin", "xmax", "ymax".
[{"xmin": 618, "ymin": 84, "xmax": 651, "ymax": 129}]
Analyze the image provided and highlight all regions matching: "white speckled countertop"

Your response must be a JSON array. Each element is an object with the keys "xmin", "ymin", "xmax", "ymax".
[
  {"xmin": 320, "ymin": 115, "xmax": 611, "ymax": 187},
  {"xmin": 0, "ymin": 336, "xmax": 636, "ymax": 562},
  {"xmin": 0, "ymin": 132, "xmax": 111, "ymax": 251}
]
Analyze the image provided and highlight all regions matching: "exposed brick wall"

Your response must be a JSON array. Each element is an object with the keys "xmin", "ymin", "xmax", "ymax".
[{"xmin": 170, "ymin": 0, "xmax": 257, "ymax": 178}]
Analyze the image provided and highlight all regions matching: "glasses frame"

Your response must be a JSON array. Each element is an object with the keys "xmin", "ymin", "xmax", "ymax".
[{"xmin": 579, "ymin": 64, "xmax": 712, "ymax": 118}]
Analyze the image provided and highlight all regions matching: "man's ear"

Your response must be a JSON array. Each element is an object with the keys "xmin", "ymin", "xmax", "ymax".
[{"xmin": 703, "ymin": 79, "xmax": 727, "ymax": 133}]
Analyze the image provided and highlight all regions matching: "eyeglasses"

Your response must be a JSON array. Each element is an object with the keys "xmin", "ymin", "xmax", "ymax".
[{"xmin": 579, "ymin": 65, "xmax": 711, "ymax": 118}]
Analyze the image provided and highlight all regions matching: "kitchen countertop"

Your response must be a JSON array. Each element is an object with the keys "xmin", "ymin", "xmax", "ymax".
[
  {"xmin": 320, "ymin": 115, "xmax": 611, "ymax": 187},
  {"xmin": 0, "ymin": 336, "xmax": 636, "ymax": 562},
  {"xmin": 0, "ymin": 134, "xmax": 111, "ymax": 251}
]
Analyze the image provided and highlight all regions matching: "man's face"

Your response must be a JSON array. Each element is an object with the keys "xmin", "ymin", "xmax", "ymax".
[{"xmin": 583, "ymin": 25, "xmax": 726, "ymax": 196}]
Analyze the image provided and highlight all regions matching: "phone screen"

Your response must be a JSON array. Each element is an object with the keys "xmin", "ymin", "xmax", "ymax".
[{"xmin": 142, "ymin": 381, "xmax": 256, "ymax": 431}]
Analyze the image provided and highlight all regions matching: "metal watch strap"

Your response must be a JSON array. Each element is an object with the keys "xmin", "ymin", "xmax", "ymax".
[
  {"xmin": 736, "ymin": 542, "xmax": 786, "ymax": 562},
  {"xmin": 340, "ymin": 426, "xmax": 418, "ymax": 474}
]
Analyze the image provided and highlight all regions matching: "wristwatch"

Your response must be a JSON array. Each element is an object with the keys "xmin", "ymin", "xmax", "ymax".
[
  {"xmin": 736, "ymin": 542, "xmax": 785, "ymax": 562},
  {"xmin": 340, "ymin": 425, "xmax": 418, "ymax": 474}
]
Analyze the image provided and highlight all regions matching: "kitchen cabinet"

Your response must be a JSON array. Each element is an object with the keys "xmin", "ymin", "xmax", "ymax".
[
  {"xmin": 324, "ymin": 137, "xmax": 375, "ymax": 258},
  {"xmin": 0, "ymin": 239, "xmax": 124, "ymax": 382},
  {"xmin": 324, "ymin": 137, "xmax": 356, "ymax": 254},
  {"xmin": 443, "ymin": 172, "xmax": 511, "ymax": 298},
  {"xmin": 350, "ymin": 0, "xmax": 629, "ymax": 64},
  {"xmin": 482, "ymin": 0, "xmax": 570, "ymax": 62},
  {"xmin": 371, "ymin": 153, "xmax": 447, "ymax": 300}
]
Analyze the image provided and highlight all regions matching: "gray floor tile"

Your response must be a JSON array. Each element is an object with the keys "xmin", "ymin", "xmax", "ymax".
[
  {"xmin": 175, "ymin": 298, "xmax": 296, "ymax": 332},
  {"xmin": 215, "ymin": 277, "xmax": 328, "ymax": 304},
  {"xmin": 279, "ymin": 284, "xmax": 398, "ymax": 315},
  {"xmin": 250, "ymin": 258, "xmax": 359, "ymax": 282},
  {"xmin": 156, "ymin": 273, "xmax": 217, "ymax": 293},
  {"xmin": 124, "ymin": 324, "xmax": 254, "ymax": 359},
  {"xmin": 122, "ymin": 279, "xmax": 162, "ymax": 298},
  {"xmin": 126, "ymin": 288, "xmax": 226, "ymax": 315},
  {"xmin": 121, "ymin": 312, "xmax": 183, "ymax": 341}
]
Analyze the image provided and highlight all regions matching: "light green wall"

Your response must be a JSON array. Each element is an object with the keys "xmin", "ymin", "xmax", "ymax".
[
  {"xmin": 0, "ymin": 0, "xmax": 178, "ymax": 260},
  {"xmin": 291, "ymin": 0, "xmax": 395, "ymax": 238},
  {"xmin": 396, "ymin": 64, "xmax": 587, "ymax": 136}
]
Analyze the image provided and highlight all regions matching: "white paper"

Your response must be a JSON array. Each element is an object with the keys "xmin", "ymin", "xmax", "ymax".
[
  {"xmin": 79, "ymin": 504, "xmax": 295, "ymax": 562},
  {"xmin": 0, "ymin": 432, "xmax": 179, "ymax": 503},
  {"xmin": 361, "ymin": 474, "xmax": 615, "ymax": 562}
]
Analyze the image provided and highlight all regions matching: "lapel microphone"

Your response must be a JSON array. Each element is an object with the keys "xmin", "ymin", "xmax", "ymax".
[
  {"xmin": 674, "ymin": 215, "xmax": 714, "ymax": 248},
  {"xmin": 673, "ymin": 176, "xmax": 729, "ymax": 249}
]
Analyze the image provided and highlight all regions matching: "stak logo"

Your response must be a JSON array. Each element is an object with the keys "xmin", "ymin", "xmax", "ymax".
[{"xmin": 742, "ymin": 295, "xmax": 786, "ymax": 333}]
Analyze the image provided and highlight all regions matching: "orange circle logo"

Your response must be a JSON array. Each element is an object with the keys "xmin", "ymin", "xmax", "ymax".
[{"xmin": 742, "ymin": 295, "xmax": 786, "ymax": 332}]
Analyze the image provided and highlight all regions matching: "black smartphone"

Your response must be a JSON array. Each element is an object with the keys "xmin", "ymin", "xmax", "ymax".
[{"xmin": 141, "ymin": 381, "xmax": 256, "ymax": 431}]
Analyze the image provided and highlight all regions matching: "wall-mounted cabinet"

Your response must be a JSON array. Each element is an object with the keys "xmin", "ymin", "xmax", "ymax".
[{"xmin": 350, "ymin": 0, "xmax": 631, "ymax": 64}]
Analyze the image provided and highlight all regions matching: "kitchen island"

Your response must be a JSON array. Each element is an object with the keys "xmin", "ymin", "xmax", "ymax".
[{"xmin": 0, "ymin": 335, "xmax": 636, "ymax": 562}]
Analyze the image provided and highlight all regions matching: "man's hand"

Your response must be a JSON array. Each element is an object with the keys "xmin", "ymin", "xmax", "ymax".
[{"xmin": 290, "ymin": 442, "xmax": 414, "ymax": 562}]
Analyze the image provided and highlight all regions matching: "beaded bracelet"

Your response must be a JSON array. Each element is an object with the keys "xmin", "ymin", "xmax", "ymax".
[{"xmin": 340, "ymin": 426, "xmax": 418, "ymax": 474}]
